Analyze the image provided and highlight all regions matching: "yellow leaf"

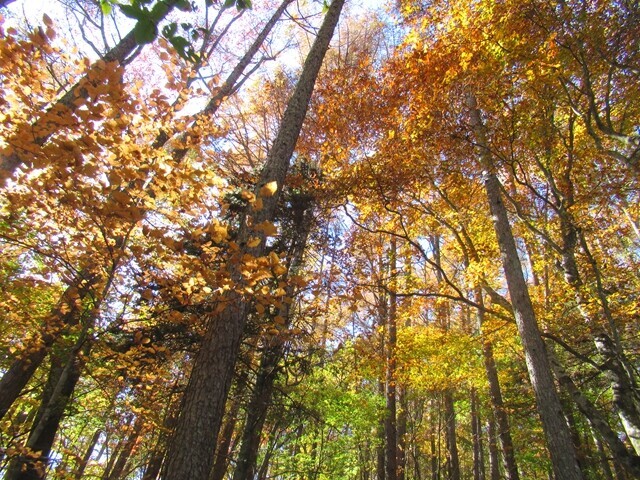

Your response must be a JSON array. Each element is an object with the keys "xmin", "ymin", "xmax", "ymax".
[
  {"xmin": 247, "ymin": 237, "xmax": 261, "ymax": 248},
  {"xmin": 255, "ymin": 221, "xmax": 278, "ymax": 236},
  {"xmin": 259, "ymin": 181, "xmax": 278, "ymax": 198}
]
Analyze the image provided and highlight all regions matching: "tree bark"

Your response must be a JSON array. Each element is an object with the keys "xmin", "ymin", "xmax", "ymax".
[
  {"xmin": 444, "ymin": 390, "xmax": 461, "ymax": 480},
  {"xmin": 385, "ymin": 238, "xmax": 398, "ymax": 480},
  {"xmin": 0, "ymin": 272, "xmax": 97, "ymax": 421},
  {"xmin": 470, "ymin": 389, "xmax": 486, "ymax": 480},
  {"xmin": 5, "ymin": 345, "xmax": 86, "ymax": 480},
  {"xmin": 161, "ymin": 2, "xmax": 345, "ymax": 479},
  {"xmin": 467, "ymin": 93, "xmax": 584, "ymax": 480},
  {"xmin": 548, "ymin": 348, "xmax": 640, "ymax": 478},
  {"xmin": 75, "ymin": 429, "xmax": 102, "ymax": 480}
]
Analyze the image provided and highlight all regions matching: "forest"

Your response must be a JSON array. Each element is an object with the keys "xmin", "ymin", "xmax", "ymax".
[{"xmin": 0, "ymin": 0, "xmax": 638, "ymax": 479}]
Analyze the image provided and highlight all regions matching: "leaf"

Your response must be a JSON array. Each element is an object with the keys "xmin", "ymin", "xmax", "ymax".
[
  {"xmin": 134, "ymin": 19, "xmax": 158, "ymax": 45},
  {"xmin": 42, "ymin": 14, "xmax": 53, "ymax": 27},
  {"xmin": 255, "ymin": 221, "xmax": 278, "ymax": 236},
  {"xmin": 100, "ymin": 0, "xmax": 113, "ymax": 15},
  {"xmin": 119, "ymin": 4, "xmax": 145, "ymax": 20},
  {"xmin": 259, "ymin": 181, "xmax": 278, "ymax": 198},
  {"xmin": 247, "ymin": 237, "xmax": 261, "ymax": 248}
]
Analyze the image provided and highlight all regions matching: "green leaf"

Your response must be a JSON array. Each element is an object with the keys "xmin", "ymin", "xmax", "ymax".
[
  {"xmin": 100, "ymin": 0, "xmax": 113, "ymax": 15},
  {"xmin": 222, "ymin": 0, "xmax": 235, "ymax": 9},
  {"xmin": 133, "ymin": 19, "xmax": 157, "ymax": 44},
  {"xmin": 150, "ymin": 1, "xmax": 169, "ymax": 21},
  {"xmin": 120, "ymin": 4, "xmax": 145, "ymax": 20}
]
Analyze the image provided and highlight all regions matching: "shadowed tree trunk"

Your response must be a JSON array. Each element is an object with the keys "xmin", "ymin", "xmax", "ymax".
[{"xmin": 161, "ymin": 1, "xmax": 346, "ymax": 478}]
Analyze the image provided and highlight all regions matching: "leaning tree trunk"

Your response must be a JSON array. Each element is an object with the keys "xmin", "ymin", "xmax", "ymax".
[
  {"xmin": 161, "ymin": 2, "xmax": 346, "ymax": 479},
  {"xmin": 0, "ymin": 271, "xmax": 98, "ymax": 421},
  {"xmin": 5, "ymin": 343, "xmax": 88, "ymax": 480},
  {"xmin": 466, "ymin": 93, "xmax": 584, "ymax": 480}
]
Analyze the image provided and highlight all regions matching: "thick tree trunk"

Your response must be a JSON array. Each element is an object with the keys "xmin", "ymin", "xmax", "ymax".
[
  {"xmin": 467, "ymin": 93, "xmax": 584, "ymax": 480},
  {"xmin": 161, "ymin": 2, "xmax": 345, "ymax": 479}
]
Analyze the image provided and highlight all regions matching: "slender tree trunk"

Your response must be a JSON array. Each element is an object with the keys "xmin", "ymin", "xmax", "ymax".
[
  {"xmin": 5, "ymin": 346, "xmax": 86, "ymax": 480},
  {"xmin": 467, "ymin": 93, "xmax": 584, "ymax": 480},
  {"xmin": 486, "ymin": 417, "xmax": 501, "ymax": 480},
  {"xmin": 377, "ymin": 379, "xmax": 387, "ymax": 480},
  {"xmin": 209, "ymin": 370, "xmax": 249, "ymax": 480},
  {"xmin": 397, "ymin": 386, "xmax": 407, "ymax": 480},
  {"xmin": 548, "ymin": 348, "xmax": 640, "ymax": 477},
  {"xmin": 475, "ymin": 287, "xmax": 520, "ymax": 480},
  {"xmin": 470, "ymin": 389, "xmax": 486, "ymax": 480},
  {"xmin": 444, "ymin": 391, "xmax": 461, "ymax": 480},
  {"xmin": 161, "ymin": 2, "xmax": 345, "ymax": 478},
  {"xmin": 386, "ymin": 238, "xmax": 398, "ymax": 480},
  {"xmin": 0, "ymin": 272, "xmax": 97, "ymax": 421},
  {"xmin": 105, "ymin": 416, "xmax": 143, "ymax": 480},
  {"xmin": 75, "ymin": 429, "xmax": 102, "ymax": 480}
]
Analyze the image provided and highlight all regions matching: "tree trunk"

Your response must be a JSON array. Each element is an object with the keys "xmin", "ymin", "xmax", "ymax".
[
  {"xmin": 161, "ymin": 2, "xmax": 345, "ymax": 479},
  {"xmin": 0, "ymin": 272, "xmax": 97, "ymax": 421},
  {"xmin": 105, "ymin": 416, "xmax": 144, "ymax": 480},
  {"xmin": 444, "ymin": 391, "xmax": 461, "ymax": 480},
  {"xmin": 377, "ymin": 379, "xmax": 386, "ymax": 480},
  {"xmin": 470, "ymin": 389, "xmax": 485, "ymax": 480},
  {"xmin": 475, "ymin": 287, "xmax": 520, "ymax": 480},
  {"xmin": 486, "ymin": 417, "xmax": 501, "ymax": 480},
  {"xmin": 467, "ymin": 93, "xmax": 584, "ymax": 480},
  {"xmin": 5, "ymin": 345, "xmax": 86, "ymax": 480},
  {"xmin": 386, "ymin": 238, "xmax": 398, "ymax": 480},
  {"xmin": 209, "ymin": 370, "xmax": 249, "ymax": 480},
  {"xmin": 548, "ymin": 348, "xmax": 640, "ymax": 478},
  {"xmin": 75, "ymin": 429, "xmax": 102, "ymax": 480}
]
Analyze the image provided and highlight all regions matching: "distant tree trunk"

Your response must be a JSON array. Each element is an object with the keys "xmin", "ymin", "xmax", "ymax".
[
  {"xmin": 105, "ymin": 416, "xmax": 144, "ymax": 480},
  {"xmin": 467, "ymin": 93, "xmax": 584, "ymax": 480},
  {"xmin": 377, "ymin": 377, "xmax": 387, "ymax": 480},
  {"xmin": 470, "ymin": 389, "xmax": 485, "ymax": 480},
  {"xmin": 444, "ymin": 391, "xmax": 461, "ymax": 480},
  {"xmin": 75, "ymin": 429, "xmax": 102, "ymax": 480},
  {"xmin": 386, "ymin": 238, "xmax": 398, "ymax": 480},
  {"xmin": 486, "ymin": 417, "xmax": 501, "ymax": 480},
  {"xmin": 161, "ymin": 1, "xmax": 346, "ymax": 478},
  {"xmin": 475, "ymin": 287, "xmax": 520, "ymax": 480},
  {"xmin": 397, "ymin": 386, "xmax": 407, "ymax": 480}
]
